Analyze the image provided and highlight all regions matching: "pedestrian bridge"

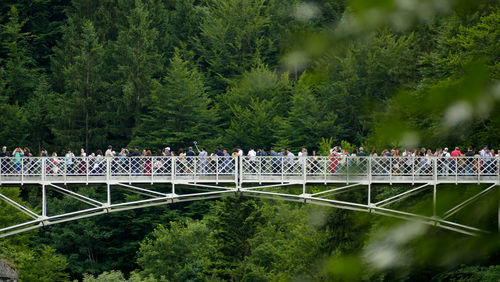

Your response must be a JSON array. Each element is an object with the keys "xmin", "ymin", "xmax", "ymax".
[{"xmin": 1, "ymin": 156, "xmax": 498, "ymax": 237}]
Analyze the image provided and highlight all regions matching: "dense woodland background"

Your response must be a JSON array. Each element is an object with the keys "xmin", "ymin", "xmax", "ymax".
[{"xmin": 0, "ymin": 0, "xmax": 500, "ymax": 281}]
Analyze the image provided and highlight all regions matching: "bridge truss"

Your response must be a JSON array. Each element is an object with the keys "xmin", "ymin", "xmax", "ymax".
[{"xmin": 0, "ymin": 156, "xmax": 499, "ymax": 237}]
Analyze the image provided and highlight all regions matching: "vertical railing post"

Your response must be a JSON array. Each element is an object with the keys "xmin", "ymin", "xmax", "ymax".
[
  {"xmin": 41, "ymin": 157, "xmax": 46, "ymax": 182},
  {"xmin": 171, "ymin": 157, "xmax": 175, "ymax": 183},
  {"xmin": 216, "ymin": 156, "xmax": 219, "ymax": 184},
  {"xmin": 324, "ymin": 156, "xmax": 327, "ymax": 184},
  {"xmin": 106, "ymin": 158, "xmax": 111, "ymax": 182},
  {"xmin": 86, "ymin": 157, "xmax": 89, "ymax": 184},
  {"xmin": 281, "ymin": 156, "xmax": 284, "ymax": 184},
  {"xmin": 368, "ymin": 157, "xmax": 372, "ymax": 183},
  {"xmin": 455, "ymin": 157, "xmax": 458, "ymax": 185},
  {"xmin": 477, "ymin": 157, "xmax": 481, "ymax": 184},
  {"xmin": 302, "ymin": 156, "xmax": 306, "ymax": 195},
  {"xmin": 151, "ymin": 157, "xmax": 154, "ymax": 183},
  {"xmin": 412, "ymin": 156, "xmax": 415, "ymax": 185},
  {"xmin": 258, "ymin": 157, "xmax": 262, "ymax": 184},
  {"xmin": 497, "ymin": 156, "xmax": 499, "ymax": 185},
  {"xmin": 128, "ymin": 157, "xmax": 132, "ymax": 183},
  {"xmin": 63, "ymin": 158, "xmax": 66, "ymax": 184},
  {"xmin": 389, "ymin": 157, "xmax": 392, "ymax": 185},
  {"xmin": 346, "ymin": 156, "xmax": 349, "ymax": 184},
  {"xmin": 239, "ymin": 156, "xmax": 243, "ymax": 187},
  {"xmin": 194, "ymin": 157, "xmax": 197, "ymax": 185},
  {"xmin": 433, "ymin": 157, "xmax": 438, "ymax": 185},
  {"xmin": 234, "ymin": 156, "xmax": 238, "ymax": 187}
]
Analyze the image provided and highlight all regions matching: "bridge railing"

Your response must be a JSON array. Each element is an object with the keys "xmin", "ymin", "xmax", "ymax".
[
  {"xmin": 239, "ymin": 156, "xmax": 500, "ymax": 184},
  {"xmin": 0, "ymin": 156, "xmax": 240, "ymax": 184},
  {"xmin": 0, "ymin": 156, "xmax": 498, "ymax": 184}
]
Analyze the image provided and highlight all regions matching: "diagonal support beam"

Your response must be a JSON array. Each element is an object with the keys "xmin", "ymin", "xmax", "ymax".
[
  {"xmin": 0, "ymin": 193, "xmax": 39, "ymax": 219},
  {"xmin": 117, "ymin": 183, "xmax": 167, "ymax": 197},
  {"xmin": 374, "ymin": 183, "xmax": 430, "ymax": 208},
  {"xmin": 48, "ymin": 184, "xmax": 103, "ymax": 207},
  {"xmin": 184, "ymin": 183, "xmax": 236, "ymax": 190},
  {"xmin": 311, "ymin": 183, "xmax": 364, "ymax": 197},
  {"xmin": 241, "ymin": 183, "xmax": 294, "ymax": 190},
  {"xmin": 443, "ymin": 183, "xmax": 497, "ymax": 219}
]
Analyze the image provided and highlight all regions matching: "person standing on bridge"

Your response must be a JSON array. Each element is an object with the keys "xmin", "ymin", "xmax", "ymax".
[
  {"xmin": 0, "ymin": 146, "xmax": 10, "ymax": 174},
  {"xmin": 12, "ymin": 148, "xmax": 22, "ymax": 173},
  {"xmin": 357, "ymin": 147, "xmax": 367, "ymax": 156},
  {"xmin": 247, "ymin": 147, "xmax": 257, "ymax": 173},
  {"xmin": 130, "ymin": 146, "xmax": 141, "ymax": 174},
  {"xmin": 65, "ymin": 148, "xmax": 76, "ymax": 175},
  {"xmin": 105, "ymin": 145, "xmax": 114, "ymax": 158},
  {"xmin": 450, "ymin": 146, "xmax": 462, "ymax": 174},
  {"xmin": 0, "ymin": 146, "xmax": 10, "ymax": 157},
  {"xmin": 199, "ymin": 147, "xmax": 208, "ymax": 174},
  {"xmin": 286, "ymin": 149, "xmax": 295, "ymax": 171},
  {"xmin": 237, "ymin": 146, "xmax": 244, "ymax": 157},
  {"xmin": 186, "ymin": 147, "xmax": 195, "ymax": 173}
]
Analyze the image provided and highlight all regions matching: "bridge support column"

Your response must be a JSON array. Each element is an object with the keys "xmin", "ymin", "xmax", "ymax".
[
  {"xmin": 42, "ymin": 184, "xmax": 46, "ymax": 218},
  {"xmin": 433, "ymin": 183, "xmax": 437, "ymax": 217},
  {"xmin": 107, "ymin": 183, "xmax": 111, "ymax": 207},
  {"xmin": 368, "ymin": 183, "xmax": 371, "ymax": 206},
  {"xmin": 172, "ymin": 183, "xmax": 176, "ymax": 195}
]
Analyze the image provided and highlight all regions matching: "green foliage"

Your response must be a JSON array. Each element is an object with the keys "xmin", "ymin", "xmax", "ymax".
[
  {"xmin": 0, "ymin": 6, "xmax": 38, "ymax": 104},
  {"xmin": 17, "ymin": 246, "xmax": 69, "ymax": 282},
  {"xmin": 319, "ymin": 137, "xmax": 334, "ymax": 156},
  {"xmin": 35, "ymin": 186, "xmax": 177, "ymax": 279},
  {"xmin": 340, "ymin": 140, "xmax": 354, "ymax": 153},
  {"xmin": 136, "ymin": 220, "xmax": 212, "ymax": 281},
  {"xmin": 195, "ymin": 0, "xmax": 278, "ymax": 92},
  {"xmin": 205, "ymin": 197, "xmax": 266, "ymax": 280},
  {"xmin": 432, "ymin": 265, "xmax": 500, "ymax": 281},
  {"xmin": 1, "ymin": 0, "xmax": 500, "ymax": 280},
  {"xmin": 131, "ymin": 50, "xmax": 218, "ymax": 150},
  {"xmin": 51, "ymin": 19, "xmax": 107, "ymax": 152}
]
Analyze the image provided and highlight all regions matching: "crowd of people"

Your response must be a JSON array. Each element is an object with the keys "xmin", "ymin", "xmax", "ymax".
[{"xmin": 0, "ymin": 144, "xmax": 499, "ymax": 175}]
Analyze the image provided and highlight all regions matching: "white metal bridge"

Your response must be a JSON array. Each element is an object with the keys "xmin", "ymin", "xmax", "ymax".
[{"xmin": 0, "ymin": 155, "xmax": 499, "ymax": 237}]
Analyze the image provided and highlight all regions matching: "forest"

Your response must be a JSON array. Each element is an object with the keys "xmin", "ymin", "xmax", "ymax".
[{"xmin": 0, "ymin": 0, "xmax": 500, "ymax": 281}]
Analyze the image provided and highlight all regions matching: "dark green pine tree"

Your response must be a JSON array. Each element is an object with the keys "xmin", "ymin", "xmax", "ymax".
[
  {"xmin": 132, "ymin": 50, "xmax": 218, "ymax": 150},
  {"xmin": 112, "ymin": 0, "xmax": 162, "ymax": 141},
  {"xmin": 205, "ymin": 197, "xmax": 266, "ymax": 281},
  {"xmin": 0, "ymin": 6, "xmax": 39, "ymax": 105},
  {"xmin": 276, "ymin": 74, "xmax": 340, "ymax": 151},
  {"xmin": 51, "ymin": 19, "xmax": 107, "ymax": 152},
  {"xmin": 22, "ymin": 75, "xmax": 57, "ymax": 153},
  {"xmin": 195, "ymin": 0, "xmax": 277, "ymax": 93}
]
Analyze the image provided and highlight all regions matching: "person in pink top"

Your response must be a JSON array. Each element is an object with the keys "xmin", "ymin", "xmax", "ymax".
[
  {"xmin": 450, "ymin": 146, "xmax": 462, "ymax": 157},
  {"xmin": 450, "ymin": 147, "xmax": 462, "ymax": 174}
]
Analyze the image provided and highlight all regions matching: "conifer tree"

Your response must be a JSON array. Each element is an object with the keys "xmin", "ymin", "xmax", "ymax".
[
  {"xmin": 131, "ymin": 50, "xmax": 217, "ymax": 149},
  {"xmin": 51, "ymin": 20, "xmax": 107, "ymax": 151},
  {"xmin": 0, "ymin": 6, "xmax": 38, "ymax": 104}
]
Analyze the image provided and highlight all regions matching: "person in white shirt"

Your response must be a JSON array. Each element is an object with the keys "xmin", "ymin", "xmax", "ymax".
[
  {"xmin": 286, "ymin": 149, "xmax": 295, "ymax": 170},
  {"xmin": 247, "ymin": 147, "xmax": 257, "ymax": 173},
  {"xmin": 105, "ymin": 145, "xmax": 114, "ymax": 158},
  {"xmin": 247, "ymin": 147, "xmax": 256, "ymax": 161},
  {"xmin": 237, "ymin": 146, "xmax": 244, "ymax": 157}
]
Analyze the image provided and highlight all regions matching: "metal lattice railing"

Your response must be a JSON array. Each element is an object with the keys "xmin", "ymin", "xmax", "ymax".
[{"xmin": 0, "ymin": 156, "xmax": 498, "ymax": 184}]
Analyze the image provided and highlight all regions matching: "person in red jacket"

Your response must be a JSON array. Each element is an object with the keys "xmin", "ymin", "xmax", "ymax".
[
  {"xmin": 450, "ymin": 147, "xmax": 462, "ymax": 174},
  {"xmin": 450, "ymin": 146, "xmax": 462, "ymax": 157}
]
